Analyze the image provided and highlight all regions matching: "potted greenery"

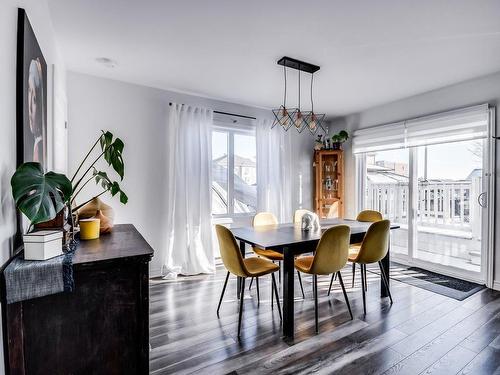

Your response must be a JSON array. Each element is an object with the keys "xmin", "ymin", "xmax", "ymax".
[
  {"xmin": 11, "ymin": 130, "xmax": 128, "ymax": 241},
  {"xmin": 331, "ymin": 130, "xmax": 349, "ymax": 150}
]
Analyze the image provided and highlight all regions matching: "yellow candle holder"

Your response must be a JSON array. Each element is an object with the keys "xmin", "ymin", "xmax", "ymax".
[{"xmin": 79, "ymin": 218, "xmax": 101, "ymax": 240}]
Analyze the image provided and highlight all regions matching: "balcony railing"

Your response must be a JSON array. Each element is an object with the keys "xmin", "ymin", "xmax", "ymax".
[{"xmin": 366, "ymin": 177, "xmax": 482, "ymax": 240}]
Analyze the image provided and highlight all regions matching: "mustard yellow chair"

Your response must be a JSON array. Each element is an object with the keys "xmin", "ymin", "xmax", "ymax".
[
  {"xmin": 349, "ymin": 219, "xmax": 393, "ymax": 315},
  {"xmin": 215, "ymin": 225, "xmax": 282, "ymax": 338},
  {"xmin": 294, "ymin": 225, "xmax": 353, "ymax": 333},
  {"xmin": 249, "ymin": 212, "xmax": 306, "ymax": 300},
  {"xmin": 327, "ymin": 209, "xmax": 383, "ymax": 295},
  {"xmin": 351, "ymin": 210, "xmax": 383, "ymax": 290},
  {"xmin": 356, "ymin": 210, "xmax": 383, "ymax": 223}
]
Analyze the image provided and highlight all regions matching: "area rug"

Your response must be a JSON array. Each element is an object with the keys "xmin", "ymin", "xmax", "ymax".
[{"xmin": 368, "ymin": 262, "xmax": 485, "ymax": 301}]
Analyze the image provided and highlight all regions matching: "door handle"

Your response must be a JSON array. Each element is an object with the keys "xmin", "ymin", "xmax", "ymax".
[{"xmin": 478, "ymin": 192, "xmax": 487, "ymax": 208}]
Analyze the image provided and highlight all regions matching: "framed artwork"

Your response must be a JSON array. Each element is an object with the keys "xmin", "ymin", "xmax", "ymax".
[
  {"xmin": 16, "ymin": 8, "xmax": 48, "ymax": 170},
  {"xmin": 14, "ymin": 8, "xmax": 48, "ymax": 252}
]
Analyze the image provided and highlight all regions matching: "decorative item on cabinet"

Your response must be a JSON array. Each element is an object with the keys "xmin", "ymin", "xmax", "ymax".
[
  {"xmin": 78, "ymin": 197, "xmax": 115, "ymax": 234},
  {"xmin": 313, "ymin": 149, "xmax": 344, "ymax": 219},
  {"xmin": 331, "ymin": 130, "xmax": 349, "ymax": 150},
  {"xmin": 79, "ymin": 218, "xmax": 101, "ymax": 240}
]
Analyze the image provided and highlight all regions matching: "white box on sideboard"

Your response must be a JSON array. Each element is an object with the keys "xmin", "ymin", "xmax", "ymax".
[{"xmin": 23, "ymin": 230, "xmax": 64, "ymax": 260}]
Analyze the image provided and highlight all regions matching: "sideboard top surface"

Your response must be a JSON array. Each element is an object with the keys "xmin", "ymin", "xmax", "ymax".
[{"xmin": 73, "ymin": 224, "xmax": 154, "ymax": 265}]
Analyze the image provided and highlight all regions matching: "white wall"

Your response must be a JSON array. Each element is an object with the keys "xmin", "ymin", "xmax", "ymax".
[
  {"xmin": 0, "ymin": 0, "xmax": 66, "ymax": 372},
  {"xmin": 66, "ymin": 72, "xmax": 315, "ymax": 277},
  {"xmin": 330, "ymin": 71, "xmax": 500, "ymax": 288}
]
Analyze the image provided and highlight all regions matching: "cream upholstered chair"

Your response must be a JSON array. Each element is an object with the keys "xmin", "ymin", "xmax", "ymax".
[
  {"xmin": 293, "ymin": 209, "xmax": 311, "ymax": 224},
  {"xmin": 294, "ymin": 225, "xmax": 353, "ymax": 333},
  {"xmin": 215, "ymin": 225, "xmax": 282, "ymax": 338},
  {"xmin": 327, "ymin": 209, "xmax": 383, "ymax": 295},
  {"xmin": 349, "ymin": 220, "xmax": 393, "ymax": 315},
  {"xmin": 249, "ymin": 212, "xmax": 305, "ymax": 301}
]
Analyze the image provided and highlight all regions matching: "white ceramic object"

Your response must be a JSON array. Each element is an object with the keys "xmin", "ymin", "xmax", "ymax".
[
  {"xmin": 23, "ymin": 230, "xmax": 64, "ymax": 260},
  {"xmin": 301, "ymin": 212, "xmax": 320, "ymax": 231}
]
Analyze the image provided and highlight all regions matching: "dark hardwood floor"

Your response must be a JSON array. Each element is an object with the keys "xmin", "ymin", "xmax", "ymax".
[{"xmin": 149, "ymin": 265, "xmax": 500, "ymax": 374}]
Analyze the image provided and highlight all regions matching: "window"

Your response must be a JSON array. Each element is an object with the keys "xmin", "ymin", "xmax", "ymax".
[
  {"xmin": 364, "ymin": 148, "xmax": 409, "ymax": 256},
  {"xmin": 212, "ymin": 125, "xmax": 256, "ymax": 216}
]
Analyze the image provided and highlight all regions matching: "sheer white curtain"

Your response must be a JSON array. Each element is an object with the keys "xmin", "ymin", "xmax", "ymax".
[
  {"xmin": 163, "ymin": 103, "xmax": 215, "ymax": 277},
  {"xmin": 256, "ymin": 119, "xmax": 293, "ymax": 222}
]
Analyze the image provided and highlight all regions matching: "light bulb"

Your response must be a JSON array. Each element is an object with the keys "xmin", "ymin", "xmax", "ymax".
[
  {"xmin": 294, "ymin": 111, "xmax": 303, "ymax": 129},
  {"xmin": 309, "ymin": 114, "xmax": 317, "ymax": 131},
  {"xmin": 279, "ymin": 108, "xmax": 289, "ymax": 127}
]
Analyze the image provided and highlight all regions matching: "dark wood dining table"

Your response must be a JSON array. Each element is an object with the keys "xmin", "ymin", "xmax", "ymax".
[{"xmin": 231, "ymin": 218, "xmax": 400, "ymax": 339}]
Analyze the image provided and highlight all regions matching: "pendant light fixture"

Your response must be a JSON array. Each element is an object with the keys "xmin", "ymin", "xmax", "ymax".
[
  {"xmin": 272, "ymin": 56, "xmax": 326, "ymax": 134},
  {"xmin": 303, "ymin": 72, "xmax": 326, "ymax": 134},
  {"xmin": 272, "ymin": 65, "xmax": 296, "ymax": 130},
  {"xmin": 289, "ymin": 69, "xmax": 307, "ymax": 133}
]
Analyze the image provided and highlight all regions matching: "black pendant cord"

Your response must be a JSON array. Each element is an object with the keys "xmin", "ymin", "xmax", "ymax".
[
  {"xmin": 283, "ymin": 65, "xmax": 287, "ymax": 108},
  {"xmin": 297, "ymin": 69, "xmax": 301, "ymax": 111},
  {"xmin": 310, "ymin": 73, "xmax": 314, "ymax": 114}
]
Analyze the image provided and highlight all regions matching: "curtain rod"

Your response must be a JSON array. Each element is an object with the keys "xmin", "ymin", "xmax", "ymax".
[{"xmin": 168, "ymin": 102, "xmax": 256, "ymax": 120}]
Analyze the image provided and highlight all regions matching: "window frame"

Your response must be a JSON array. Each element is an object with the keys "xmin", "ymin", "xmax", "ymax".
[{"xmin": 212, "ymin": 120, "xmax": 256, "ymax": 219}]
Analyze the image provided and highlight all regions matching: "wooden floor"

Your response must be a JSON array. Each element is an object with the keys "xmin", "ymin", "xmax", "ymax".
[{"xmin": 149, "ymin": 265, "xmax": 500, "ymax": 375}]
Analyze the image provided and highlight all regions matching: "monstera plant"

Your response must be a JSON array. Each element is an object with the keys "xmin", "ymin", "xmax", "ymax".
[
  {"xmin": 11, "ymin": 163, "xmax": 72, "ymax": 227},
  {"xmin": 70, "ymin": 130, "xmax": 128, "ymax": 211},
  {"xmin": 11, "ymin": 130, "xmax": 128, "ymax": 231}
]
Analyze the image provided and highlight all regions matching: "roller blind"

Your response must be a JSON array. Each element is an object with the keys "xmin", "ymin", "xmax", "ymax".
[
  {"xmin": 352, "ymin": 104, "xmax": 489, "ymax": 154},
  {"xmin": 405, "ymin": 104, "xmax": 489, "ymax": 147},
  {"xmin": 352, "ymin": 121, "xmax": 406, "ymax": 153}
]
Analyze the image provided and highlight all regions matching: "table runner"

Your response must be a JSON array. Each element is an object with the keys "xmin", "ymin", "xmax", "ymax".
[{"xmin": 4, "ymin": 244, "xmax": 76, "ymax": 304}]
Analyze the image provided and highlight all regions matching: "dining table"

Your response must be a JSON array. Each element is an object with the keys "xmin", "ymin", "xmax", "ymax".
[{"xmin": 231, "ymin": 218, "xmax": 400, "ymax": 339}]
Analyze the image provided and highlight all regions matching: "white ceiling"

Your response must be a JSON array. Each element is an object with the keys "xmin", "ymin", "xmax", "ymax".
[{"xmin": 48, "ymin": 0, "xmax": 500, "ymax": 116}]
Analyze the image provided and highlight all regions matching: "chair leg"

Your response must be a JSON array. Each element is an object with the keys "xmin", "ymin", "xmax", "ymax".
[
  {"xmin": 237, "ymin": 277, "xmax": 246, "ymax": 338},
  {"xmin": 363, "ymin": 264, "xmax": 368, "ymax": 292},
  {"xmin": 217, "ymin": 271, "xmax": 230, "ymax": 317},
  {"xmin": 327, "ymin": 273, "xmax": 335, "ymax": 296},
  {"xmin": 313, "ymin": 274, "xmax": 319, "ymax": 333},
  {"xmin": 271, "ymin": 275, "xmax": 274, "ymax": 308},
  {"xmin": 337, "ymin": 272, "xmax": 353, "ymax": 320},
  {"xmin": 256, "ymin": 277, "xmax": 260, "ymax": 304},
  {"xmin": 297, "ymin": 271, "xmax": 305, "ymax": 299},
  {"xmin": 378, "ymin": 261, "xmax": 393, "ymax": 304},
  {"xmin": 248, "ymin": 277, "xmax": 254, "ymax": 290},
  {"xmin": 271, "ymin": 273, "xmax": 282, "ymax": 321},
  {"xmin": 360, "ymin": 264, "xmax": 367, "ymax": 315},
  {"xmin": 352, "ymin": 262, "xmax": 356, "ymax": 288},
  {"xmin": 279, "ymin": 261, "xmax": 282, "ymax": 284}
]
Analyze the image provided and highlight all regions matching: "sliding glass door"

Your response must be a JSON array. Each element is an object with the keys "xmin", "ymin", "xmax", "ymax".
[
  {"xmin": 414, "ymin": 140, "xmax": 486, "ymax": 274},
  {"xmin": 355, "ymin": 105, "xmax": 493, "ymax": 283}
]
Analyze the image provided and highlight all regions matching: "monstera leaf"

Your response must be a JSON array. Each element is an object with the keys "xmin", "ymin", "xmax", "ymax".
[
  {"xmin": 93, "ymin": 169, "xmax": 128, "ymax": 204},
  {"xmin": 11, "ymin": 162, "xmax": 73, "ymax": 225},
  {"xmin": 99, "ymin": 131, "xmax": 124, "ymax": 180}
]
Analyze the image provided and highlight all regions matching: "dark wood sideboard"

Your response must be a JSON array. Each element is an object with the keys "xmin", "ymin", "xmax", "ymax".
[{"xmin": 1, "ymin": 224, "xmax": 154, "ymax": 375}]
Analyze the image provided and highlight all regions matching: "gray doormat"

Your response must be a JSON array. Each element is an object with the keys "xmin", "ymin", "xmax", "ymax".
[{"xmin": 368, "ymin": 262, "xmax": 485, "ymax": 301}]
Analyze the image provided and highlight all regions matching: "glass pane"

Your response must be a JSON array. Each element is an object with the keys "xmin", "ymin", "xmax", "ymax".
[
  {"xmin": 415, "ymin": 140, "xmax": 483, "ymax": 273},
  {"xmin": 233, "ymin": 133, "xmax": 257, "ymax": 213},
  {"xmin": 364, "ymin": 149, "xmax": 409, "ymax": 256},
  {"xmin": 212, "ymin": 131, "xmax": 228, "ymax": 214}
]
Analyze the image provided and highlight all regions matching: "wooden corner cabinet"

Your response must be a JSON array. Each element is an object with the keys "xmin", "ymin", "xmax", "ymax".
[{"xmin": 314, "ymin": 150, "xmax": 344, "ymax": 219}]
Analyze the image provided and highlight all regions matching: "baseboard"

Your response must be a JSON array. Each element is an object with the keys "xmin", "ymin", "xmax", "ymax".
[{"xmin": 493, "ymin": 281, "xmax": 500, "ymax": 291}]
